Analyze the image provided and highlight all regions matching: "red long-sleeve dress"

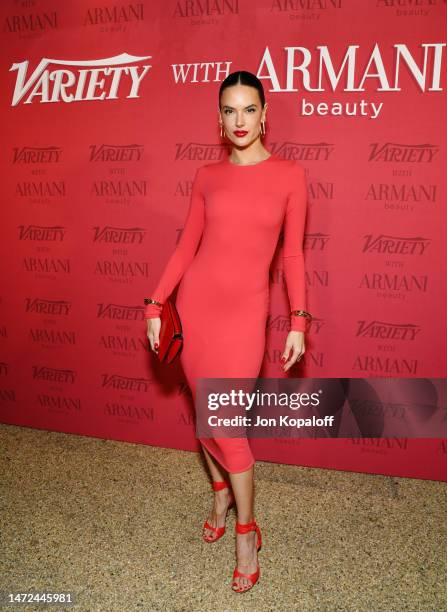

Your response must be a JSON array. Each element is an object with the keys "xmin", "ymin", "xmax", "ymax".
[{"xmin": 144, "ymin": 152, "xmax": 308, "ymax": 473}]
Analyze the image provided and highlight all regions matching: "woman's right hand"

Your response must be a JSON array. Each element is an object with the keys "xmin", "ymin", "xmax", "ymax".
[{"xmin": 146, "ymin": 317, "xmax": 161, "ymax": 354}]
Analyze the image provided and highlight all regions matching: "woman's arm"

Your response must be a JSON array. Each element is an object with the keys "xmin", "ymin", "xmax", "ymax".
[
  {"xmin": 282, "ymin": 162, "xmax": 309, "ymax": 332},
  {"xmin": 144, "ymin": 166, "xmax": 205, "ymax": 319}
]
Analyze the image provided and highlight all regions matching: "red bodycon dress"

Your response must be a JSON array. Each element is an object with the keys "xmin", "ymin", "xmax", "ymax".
[{"xmin": 144, "ymin": 152, "xmax": 308, "ymax": 473}]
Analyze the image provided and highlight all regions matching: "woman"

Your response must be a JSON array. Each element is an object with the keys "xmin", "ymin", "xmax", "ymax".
[{"xmin": 144, "ymin": 71, "xmax": 310, "ymax": 593}]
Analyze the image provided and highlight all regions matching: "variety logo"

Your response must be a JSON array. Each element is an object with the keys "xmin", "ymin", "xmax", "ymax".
[
  {"xmin": 362, "ymin": 234, "xmax": 430, "ymax": 255},
  {"xmin": 13, "ymin": 146, "xmax": 62, "ymax": 163},
  {"xmin": 19, "ymin": 225, "xmax": 66, "ymax": 241},
  {"xmin": 89, "ymin": 144, "xmax": 144, "ymax": 162},
  {"xmin": 93, "ymin": 226, "xmax": 146, "ymax": 244},
  {"xmin": 9, "ymin": 53, "xmax": 152, "ymax": 106},
  {"xmin": 32, "ymin": 366, "xmax": 76, "ymax": 383},
  {"xmin": 25, "ymin": 298, "xmax": 72, "ymax": 315},
  {"xmin": 97, "ymin": 303, "xmax": 145, "ymax": 320},
  {"xmin": 356, "ymin": 320, "xmax": 421, "ymax": 341},
  {"xmin": 369, "ymin": 143, "xmax": 438, "ymax": 162},
  {"xmin": 101, "ymin": 373, "xmax": 151, "ymax": 392},
  {"xmin": 175, "ymin": 143, "xmax": 227, "ymax": 161},
  {"xmin": 271, "ymin": 142, "xmax": 334, "ymax": 160}
]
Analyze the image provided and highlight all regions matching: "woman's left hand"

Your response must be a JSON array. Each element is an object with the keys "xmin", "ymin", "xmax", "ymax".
[{"xmin": 281, "ymin": 331, "xmax": 305, "ymax": 372}]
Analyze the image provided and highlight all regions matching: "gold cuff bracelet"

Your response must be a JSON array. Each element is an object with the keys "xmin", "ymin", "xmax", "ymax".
[{"xmin": 291, "ymin": 309, "xmax": 312, "ymax": 319}]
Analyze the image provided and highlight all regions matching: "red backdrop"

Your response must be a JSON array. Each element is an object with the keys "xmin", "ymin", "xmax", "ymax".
[{"xmin": 1, "ymin": 1, "xmax": 446, "ymax": 481}]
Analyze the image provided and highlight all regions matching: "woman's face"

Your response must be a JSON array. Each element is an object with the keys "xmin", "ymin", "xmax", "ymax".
[{"xmin": 219, "ymin": 84, "xmax": 267, "ymax": 147}]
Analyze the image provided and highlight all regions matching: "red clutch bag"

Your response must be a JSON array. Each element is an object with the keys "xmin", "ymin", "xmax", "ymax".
[{"xmin": 158, "ymin": 298, "xmax": 183, "ymax": 364}]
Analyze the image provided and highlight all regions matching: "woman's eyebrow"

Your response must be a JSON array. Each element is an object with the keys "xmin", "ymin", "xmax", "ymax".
[{"xmin": 222, "ymin": 104, "xmax": 257, "ymax": 109}]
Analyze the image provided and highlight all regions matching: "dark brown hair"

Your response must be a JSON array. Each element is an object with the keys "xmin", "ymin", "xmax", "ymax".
[{"xmin": 219, "ymin": 71, "xmax": 266, "ymax": 109}]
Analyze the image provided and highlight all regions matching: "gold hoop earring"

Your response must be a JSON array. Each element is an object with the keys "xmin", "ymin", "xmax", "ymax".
[
  {"xmin": 219, "ymin": 124, "xmax": 224, "ymax": 138},
  {"xmin": 261, "ymin": 120, "xmax": 266, "ymax": 136}
]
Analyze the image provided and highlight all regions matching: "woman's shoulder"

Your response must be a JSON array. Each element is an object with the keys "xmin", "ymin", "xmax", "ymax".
[{"xmin": 262, "ymin": 155, "xmax": 305, "ymax": 186}]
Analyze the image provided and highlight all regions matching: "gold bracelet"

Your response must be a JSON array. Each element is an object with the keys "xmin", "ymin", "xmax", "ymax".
[
  {"xmin": 291, "ymin": 309, "xmax": 312, "ymax": 319},
  {"xmin": 144, "ymin": 298, "xmax": 163, "ymax": 306}
]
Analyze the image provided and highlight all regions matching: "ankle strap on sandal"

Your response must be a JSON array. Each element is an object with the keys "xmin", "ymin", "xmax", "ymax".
[
  {"xmin": 212, "ymin": 479, "xmax": 230, "ymax": 491},
  {"xmin": 235, "ymin": 519, "xmax": 258, "ymax": 534}
]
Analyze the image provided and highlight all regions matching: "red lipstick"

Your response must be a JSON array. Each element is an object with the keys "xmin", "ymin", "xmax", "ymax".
[{"xmin": 233, "ymin": 130, "xmax": 248, "ymax": 137}]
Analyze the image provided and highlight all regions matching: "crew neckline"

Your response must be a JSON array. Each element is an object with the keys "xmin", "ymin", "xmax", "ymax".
[{"xmin": 226, "ymin": 152, "xmax": 274, "ymax": 166}]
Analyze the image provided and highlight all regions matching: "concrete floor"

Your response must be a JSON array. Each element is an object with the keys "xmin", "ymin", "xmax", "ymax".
[{"xmin": 1, "ymin": 423, "xmax": 446, "ymax": 611}]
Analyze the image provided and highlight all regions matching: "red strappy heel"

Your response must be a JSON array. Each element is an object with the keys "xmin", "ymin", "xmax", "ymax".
[
  {"xmin": 202, "ymin": 479, "xmax": 235, "ymax": 543},
  {"xmin": 232, "ymin": 518, "xmax": 262, "ymax": 593}
]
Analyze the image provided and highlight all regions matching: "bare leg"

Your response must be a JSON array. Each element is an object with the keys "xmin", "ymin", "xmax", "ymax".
[
  {"xmin": 202, "ymin": 443, "xmax": 227, "ymax": 483},
  {"xmin": 229, "ymin": 465, "xmax": 259, "ymax": 592},
  {"xmin": 201, "ymin": 444, "xmax": 233, "ymax": 540}
]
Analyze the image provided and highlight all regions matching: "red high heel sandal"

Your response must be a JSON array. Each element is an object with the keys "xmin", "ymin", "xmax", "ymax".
[
  {"xmin": 232, "ymin": 518, "xmax": 262, "ymax": 593},
  {"xmin": 202, "ymin": 479, "xmax": 235, "ymax": 543}
]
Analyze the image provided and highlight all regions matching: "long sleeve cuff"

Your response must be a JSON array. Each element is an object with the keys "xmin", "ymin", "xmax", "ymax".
[
  {"xmin": 290, "ymin": 314, "xmax": 308, "ymax": 332},
  {"xmin": 144, "ymin": 302, "xmax": 163, "ymax": 319}
]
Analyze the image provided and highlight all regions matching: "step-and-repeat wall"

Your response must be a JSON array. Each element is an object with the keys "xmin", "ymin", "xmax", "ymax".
[{"xmin": 1, "ymin": 1, "xmax": 446, "ymax": 481}]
